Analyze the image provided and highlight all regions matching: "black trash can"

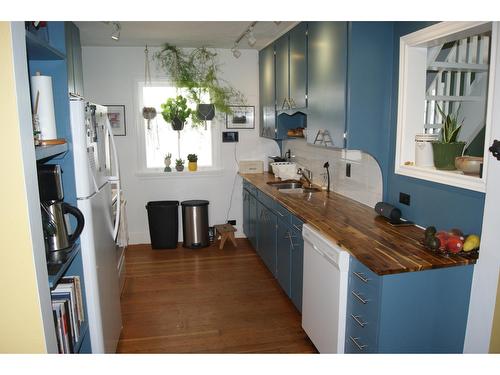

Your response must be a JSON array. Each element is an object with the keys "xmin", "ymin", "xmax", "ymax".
[
  {"xmin": 181, "ymin": 200, "xmax": 209, "ymax": 249},
  {"xmin": 146, "ymin": 201, "xmax": 179, "ymax": 249}
]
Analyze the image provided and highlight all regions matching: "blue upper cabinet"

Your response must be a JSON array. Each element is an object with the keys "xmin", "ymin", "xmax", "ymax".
[
  {"xmin": 65, "ymin": 22, "xmax": 84, "ymax": 97},
  {"xmin": 307, "ymin": 22, "xmax": 348, "ymax": 148},
  {"xmin": 288, "ymin": 23, "xmax": 308, "ymax": 110},
  {"xmin": 259, "ymin": 43, "xmax": 276, "ymax": 139},
  {"xmin": 275, "ymin": 33, "xmax": 289, "ymax": 111}
]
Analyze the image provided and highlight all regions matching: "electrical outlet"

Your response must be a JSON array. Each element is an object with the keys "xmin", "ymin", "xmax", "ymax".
[
  {"xmin": 227, "ymin": 219, "xmax": 236, "ymax": 225},
  {"xmin": 399, "ymin": 192, "xmax": 411, "ymax": 206},
  {"xmin": 346, "ymin": 162, "xmax": 351, "ymax": 177}
]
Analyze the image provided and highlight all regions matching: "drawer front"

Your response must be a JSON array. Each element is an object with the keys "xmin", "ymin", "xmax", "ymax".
[
  {"xmin": 345, "ymin": 324, "xmax": 376, "ymax": 353},
  {"xmin": 290, "ymin": 215, "xmax": 304, "ymax": 233},
  {"xmin": 275, "ymin": 202, "xmax": 292, "ymax": 224},
  {"xmin": 243, "ymin": 181, "xmax": 258, "ymax": 196},
  {"xmin": 258, "ymin": 191, "xmax": 276, "ymax": 211},
  {"xmin": 346, "ymin": 299, "xmax": 379, "ymax": 349}
]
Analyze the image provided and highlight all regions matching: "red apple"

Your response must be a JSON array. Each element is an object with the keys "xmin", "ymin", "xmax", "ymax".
[
  {"xmin": 447, "ymin": 236, "xmax": 464, "ymax": 253},
  {"xmin": 435, "ymin": 231, "xmax": 449, "ymax": 250}
]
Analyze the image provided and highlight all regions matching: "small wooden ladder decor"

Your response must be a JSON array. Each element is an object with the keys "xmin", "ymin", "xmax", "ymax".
[
  {"xmin": 313, "ymin": 129, "xmax": 333, "ymax": 147},
  {"xmin": 214, "ymin": 224, "xmax": 237, "ymax": 250}
]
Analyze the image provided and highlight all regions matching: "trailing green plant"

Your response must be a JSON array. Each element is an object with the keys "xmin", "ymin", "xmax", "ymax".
[
  {"xmin": 187, "ymin": 153, "xmax": 198, "ymax": 162},
  {"xmin": 436, "ymin": 104, "xmax": 464, "ymax": 143},
  {"xmin": 175, "ymin": 158, "xmax": 184, "ymax": 166},
  {"xmin": 155, "ymin": 44, "xmax": 245, "ymax": 124},
  {"xmin": 160, "ymin": 95, "xmax": 192, "ymax": 123},
  {"xmin": 165, "ymin": 152, "xmax": 172, "ymax": 160}
]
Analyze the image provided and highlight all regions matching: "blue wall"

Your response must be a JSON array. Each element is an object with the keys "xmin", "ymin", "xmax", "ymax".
[{"xmin": 385, "ymin": 22, "xmax": 485, "ymax": 235}]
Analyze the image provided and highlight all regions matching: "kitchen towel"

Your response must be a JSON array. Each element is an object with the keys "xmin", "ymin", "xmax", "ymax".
[{"xmin": 30, "ymin": 72, "xmax": 57, "ymax": 140}]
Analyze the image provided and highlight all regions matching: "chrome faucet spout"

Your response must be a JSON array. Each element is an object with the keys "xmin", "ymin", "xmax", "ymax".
[{"xmin": 297, "ymin": 168, "xmax": 313, "ymax": 188}]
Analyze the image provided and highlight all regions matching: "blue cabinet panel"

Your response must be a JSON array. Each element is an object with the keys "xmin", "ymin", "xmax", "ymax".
[
  {"xmin": 289, "ymin": 22, "xmax": 308, "ymax": 110},
  {"xmin": 290, "ymin": 225, "xmax": 304, "ymax": 312},
  {"xmin": 256, "ymin": 201, "xmax": 277, "ymax": 275},
  {"xmin": 277, "ymin": 219, "xmax": 292, "ymax": 297},
  {"xmin": 259, "ymin": 44, "xmax": 276, "ymax": 139},
  {"xmin": 275, "ymin": 33, "xmax": 289, "ymax": 111}
]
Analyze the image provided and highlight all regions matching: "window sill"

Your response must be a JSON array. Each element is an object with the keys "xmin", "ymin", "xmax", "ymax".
[{"xmin": 135, "ymin": 168, "xmax": 225, "ymax": 179}]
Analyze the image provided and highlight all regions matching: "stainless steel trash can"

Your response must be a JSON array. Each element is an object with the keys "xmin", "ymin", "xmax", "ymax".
[{"xmin": 181, "ymin": 200, "xmax": 209, "ymax": 248}]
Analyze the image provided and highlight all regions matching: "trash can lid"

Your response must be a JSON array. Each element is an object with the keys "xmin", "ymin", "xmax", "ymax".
[
  {"xmin": 146, "ymin": 200, "xmax": 179, "ymax": 207},
  {"xmin": 181, "ymin": 200, "xmax": 209, "ymax": 207}
]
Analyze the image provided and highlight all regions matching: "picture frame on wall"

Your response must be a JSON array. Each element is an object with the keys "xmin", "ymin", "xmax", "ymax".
[
  {"xmin": 105, "ymin": 105, "xmax": 126, "ymax": 136},
  {"xmin": 226, "ymin": 105, "xmax": 255, "ymax": 129}
]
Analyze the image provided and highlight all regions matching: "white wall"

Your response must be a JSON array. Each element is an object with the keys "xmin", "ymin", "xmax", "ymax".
[{"xmin": 82, "ymin": 46, "xmax": 279, "ymax": 244}]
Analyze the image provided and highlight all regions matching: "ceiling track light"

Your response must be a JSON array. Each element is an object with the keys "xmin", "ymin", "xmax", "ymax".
[
  {"xmin": 231, "ymin": 45, "xmax": 241, "ymax": 59},
  {"xmin": 232, "ymin": 21, "xmax": 258, "ymax": 56},
  {"xmin": 110, "ymin": 22, "xmax": 121, "ymax": 41}
]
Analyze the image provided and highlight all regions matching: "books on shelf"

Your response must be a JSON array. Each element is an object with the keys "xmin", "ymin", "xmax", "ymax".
[{"xmin": 51, "ymin": 276, "xmax": 85, "ymax": 353}]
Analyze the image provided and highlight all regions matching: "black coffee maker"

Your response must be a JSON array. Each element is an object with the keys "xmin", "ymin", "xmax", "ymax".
[{"xmin": 38, "ymin": 164, "xmax": 85, "ymax": 263}]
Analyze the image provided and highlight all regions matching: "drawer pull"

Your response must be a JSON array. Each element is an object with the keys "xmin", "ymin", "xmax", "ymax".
[
  {"xmin": 350, "ymin": 314, "xmax": 367, "ymax": 328},
  {"xmin": 293, "ymin": 224, "xmax": 302, "ymax": 231},
  {"xmin": 353, "ymin": 271, "xmax": 369, "ymax": 283},
  {"xmin": 351, "ymin": 290, "xmax": 368, "ymax": 304},
  {"xmin": 277, "ymin": 211, "xmax": 284, "ymax": 217},
  {"xmin": 349, "ymin": 336, "xmax": 367, "ymax": 351}
]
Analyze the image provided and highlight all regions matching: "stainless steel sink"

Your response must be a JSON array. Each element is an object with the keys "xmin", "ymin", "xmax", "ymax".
[
  {"xmin": 274, "ymin": 182, "xmax": 304, "ymax": 189},
  {"xmin": 267, "ymin": 180, "xmax": 322, "ymax": 193}
]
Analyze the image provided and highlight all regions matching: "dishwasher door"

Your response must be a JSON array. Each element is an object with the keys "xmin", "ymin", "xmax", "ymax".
[{"xmin": 302, "ymin": 224, "xmax": 350, "ymax": 353}]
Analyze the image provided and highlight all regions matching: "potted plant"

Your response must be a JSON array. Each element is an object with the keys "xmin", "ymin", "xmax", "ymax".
[
  {"xmin": 164, "ymin": 152, "xmax": 172, "ymax": 172},
  {"xmin": 431, "ymin": 104, "xmax": 466, "ymax": 170},
  {"xmin": 175, "ymin": 158, "xmax": 185, "ymax": 172},
  {"xmin": 155, "ymin": 44, "xmax": 245, "ymax": 126},
  {"xmin": 187, "ymin": 154, "xmax": 198, "ymax": 171},
  {"xmin": 160, "ymin": 95, "xmax": 192, "ymax": 131}
]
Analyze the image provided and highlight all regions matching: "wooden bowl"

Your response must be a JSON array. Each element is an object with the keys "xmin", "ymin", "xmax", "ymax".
[{"xmin": 455, "ymin": 156, "xmax": 483, "ymax": 176}]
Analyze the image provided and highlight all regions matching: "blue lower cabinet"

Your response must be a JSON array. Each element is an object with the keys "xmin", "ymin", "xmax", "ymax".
[
  {"xmin": 243, "ymin": 189, "xmax": 250, "ymax": 237},
  {"xmin": 345, "ymin": 257, "xmax": 474, "ymax": 353},
  {"xmin": 242, "ymin": 188, "xmax": 258, "ymax": 249},
  {"xmin": 277, "ymin": 219, "xmax": 292, "ymax": 297},
  {"xmin": 257, "ymin": 201, "xmax": 277, "ymax": 276},
  {"xmin": 290, "ymin": 223, "xmax": 304, "ymax": 312}
]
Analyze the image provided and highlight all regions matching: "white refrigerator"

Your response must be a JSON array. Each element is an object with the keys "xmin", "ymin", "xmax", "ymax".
[{"xmin": 69, "ymin": 98, "xmax": 122, "ymax": 353}]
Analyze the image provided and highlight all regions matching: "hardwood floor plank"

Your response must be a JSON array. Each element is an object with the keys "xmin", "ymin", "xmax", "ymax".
[{"xmin": 117, "ymin": 240, "xmax": 317, "ymax": 353}]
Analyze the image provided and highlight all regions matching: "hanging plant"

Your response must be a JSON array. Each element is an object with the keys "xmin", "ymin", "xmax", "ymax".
[
  {"xmin": 160, "ymin": 95, "xmax": 192, "ymax": 131},
  {"xmin": 154, "ymin": 44, "xmax": 245, "ymax": 127},
  {"xmin": 142, "ymin": 46, "xmax": 157, "ymax": 129}
]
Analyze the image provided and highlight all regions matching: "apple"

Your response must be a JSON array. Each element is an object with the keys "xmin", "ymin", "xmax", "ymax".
[
  {"xmin": 447, "ymin": 236, "xmax": 464, "ymax": 253},
  {"xmin": 435, "ymin": 231, "xmax": 449, "ymax": 250}
]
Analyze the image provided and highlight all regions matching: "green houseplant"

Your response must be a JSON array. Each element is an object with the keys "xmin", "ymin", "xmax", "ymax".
[
  {"xmin": 164, "ymin": 152, "xmax": 172, "ymax": 172},
  {"xmin": 160, "ymin": 95, "xmax": 192, "ymax": 131},
  {"xmin": 187, "ymin": 153, "xmax": 198, "ymax": 172},
  {"xmin": 431, "ymin": 104, "xmax": 466, "ymax": 170},
  {"xmin": 175, "ymin": 158, "xmax": 185, "ymax": 172},
  {"xmin": 155, "ymin": 44, "xmax": 245, "ymax": 126}
]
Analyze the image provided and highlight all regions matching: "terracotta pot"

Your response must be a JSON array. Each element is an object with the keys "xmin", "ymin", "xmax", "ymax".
[
  {"xmin": 188, "ymin": 161, "xmax": 198, "ymax": 171},
  {"xmin": 431, "ymin": 142, "xmax": 466, "ymax": 170},
  {"xmin": 455, "ymin": 156, "xmax": 483, "ymax": 176}
]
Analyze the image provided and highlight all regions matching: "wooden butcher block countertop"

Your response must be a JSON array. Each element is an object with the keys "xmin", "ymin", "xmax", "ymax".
[{"xmin": 241, "ymin": 173, "xmax": 477, "ymax": 276}]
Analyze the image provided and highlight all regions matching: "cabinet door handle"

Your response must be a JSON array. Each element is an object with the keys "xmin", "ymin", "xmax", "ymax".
[
  {"xmin": 349, "ymin": 336, "xmax": 367, "ymax": 351},
  {"xmin": 350, "ymin": 314, "xmax": 367, "ymax": 328},
  {"xmin": 351, "ymin": 290, "xmax": 368, "ymax": 304},
  {"xmin": 277, "ymin": 210, "xmax": 284, "ymax": 217},
  {"xmin": 293, "ymin": 224, "xmax": 302, "ymax": 232},
  {"xmin": 353, "ymin": 271, "xmax": 369, "ymax": 283}
]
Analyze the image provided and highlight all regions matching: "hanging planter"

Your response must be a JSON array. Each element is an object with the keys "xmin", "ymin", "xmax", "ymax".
[
  {"xmin": 142, "ymin": 46, "xmax": 157, "ymax": 129},
  {"xmin": 161, "ymin": 95, "xmax": 192, "ymax": 131},
  {"xmin": 196, "ymin": 103, "xmax": 215, "ymax": 121},
  {"xmin": 171, "ymin": 117, "xmax": 185, "ymax": 131}
]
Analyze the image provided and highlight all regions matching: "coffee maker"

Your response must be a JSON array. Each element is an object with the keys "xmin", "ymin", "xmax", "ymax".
[{"xmin": 38, "ymin": 164, "xmax": 85, "ymax": 263}]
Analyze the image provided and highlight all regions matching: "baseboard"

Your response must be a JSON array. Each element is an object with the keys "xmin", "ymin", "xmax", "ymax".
[{"xmin": 129, "ymin": 231, "xmax": 247, "ymax": 245}]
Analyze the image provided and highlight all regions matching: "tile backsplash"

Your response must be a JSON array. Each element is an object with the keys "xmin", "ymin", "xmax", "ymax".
[{"xmin": 281, "ymin": 139, "xmax": 383, "ymax": 208}]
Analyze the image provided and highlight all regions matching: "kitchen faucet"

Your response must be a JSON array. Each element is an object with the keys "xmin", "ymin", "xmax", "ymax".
[
  {"xmin": 323, "ymin": 162, "xmax": 331, "ymax": 192},
  {"xmin": 297, "ymin": 168, "xmax": 313, "ymax": 188}
]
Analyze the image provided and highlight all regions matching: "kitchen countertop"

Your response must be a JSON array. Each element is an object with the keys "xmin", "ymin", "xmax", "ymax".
[{"xmin": 241, "ymin": 173, "xmax": 477, "ymax": 276}]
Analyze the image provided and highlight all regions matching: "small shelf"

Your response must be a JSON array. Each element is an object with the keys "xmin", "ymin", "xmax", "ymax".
[
  {"xmin": 74, "ymin": 320, "xmax": 89, "ymax": 353},
  {"xmin": 47, "ymin": 243, "xmax": 80, "ymax": 289},
  {"xmin": 25, "ymin": 30, "xmax": 65, "ymax": 60},
  {"xmin": 35, "ymin": 143, "xmax": 68, "ymax": 162}
]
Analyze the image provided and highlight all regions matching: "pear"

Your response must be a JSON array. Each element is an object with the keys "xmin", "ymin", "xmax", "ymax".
[{"xmin": 463, "ymin": 234, "xmax": 480, "ymax": 252}]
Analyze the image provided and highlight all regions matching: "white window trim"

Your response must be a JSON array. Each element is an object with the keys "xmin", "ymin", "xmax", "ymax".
[
  {"xmin": 134, "ymin": 79, "xmax": 223, "ymax": 177},
  {"xmin": 395, "ymin": 21, "xmax": 497, "ymax": 193}
]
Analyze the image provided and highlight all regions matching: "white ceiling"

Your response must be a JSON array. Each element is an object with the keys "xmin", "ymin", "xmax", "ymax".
[{"xmin": 75, "ymin": 21, "xmax": 298, "ymax": 50}]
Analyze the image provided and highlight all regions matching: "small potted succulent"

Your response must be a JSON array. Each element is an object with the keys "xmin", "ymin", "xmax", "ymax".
[
  {"xmin": 187, "ymin": 153, "xmax": 198, "ymax": 171},
  {"xmin": 175, "ymin": 158, "xmax": 185, "ymax": 172},
  {"xmin": 432, "ymin": 104, "xmax": 466, "ymax": 170},
  {"xmin": 160, "ymin": 95, "xmax": 192, "ymax": 131},
  {"xmin": 164, "ymin": 152, "xmax": 172, "ymax": 172}
]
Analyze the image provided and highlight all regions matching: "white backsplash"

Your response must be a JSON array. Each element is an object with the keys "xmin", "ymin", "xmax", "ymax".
[{"xmin": 281, "ymin": 139, "xmax": 383, "ymax": 208}]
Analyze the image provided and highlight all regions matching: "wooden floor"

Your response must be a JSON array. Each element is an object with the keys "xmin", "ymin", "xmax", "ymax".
[{"xmin": 116, "ymin": 239, "xmax": 317, "ymax": 353}]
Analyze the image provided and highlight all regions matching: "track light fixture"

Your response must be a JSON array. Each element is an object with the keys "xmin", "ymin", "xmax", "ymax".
[
  {"xmin": 232, "ymin": 21, "xmax": 257, "ymax": 58},
  {"xmin": 111, "ymin": 22, "xmax": 121, "ymax": 41}
]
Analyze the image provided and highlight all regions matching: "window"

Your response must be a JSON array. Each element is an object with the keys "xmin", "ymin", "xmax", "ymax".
[{"xmin": 138, "ymin": 82, "xmax": 219, "ymax": 171}]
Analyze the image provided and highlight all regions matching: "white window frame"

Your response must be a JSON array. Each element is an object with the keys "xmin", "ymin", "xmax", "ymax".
[
  {"xmin": 395, "ymin": 21, "xmax": 497, "ymax": 192},
  {"xmin": 134, "ymin": 79, "xmax": 222, "ymax": 177}
]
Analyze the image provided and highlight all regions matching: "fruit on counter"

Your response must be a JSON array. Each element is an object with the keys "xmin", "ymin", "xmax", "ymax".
[
  {"xmin": 427, "ymin": 236, "xmax": 440, "ymax": 251},
  {"xmin": 446, "ymin": 236, "xmax": 464, "ymax": 253},
  {"xmin": 424, "ymin": 226, "xmax": 437, "ymax": 238},
  {"xmin": 449, "ymin": 228, "xmax": 465, "ymax": 239},
  {"xmin": 463, "ymin": 234, "xmax": 480, "ymax": 252},
  {"xmin": 435, "ymin": 231, "xmax": 449, "ymax": 251}
]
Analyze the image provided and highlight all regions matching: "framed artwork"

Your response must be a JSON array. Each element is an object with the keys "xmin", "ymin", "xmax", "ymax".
[
  {"xmin": 105, "ymin": 105, "xmax": 126, "ymax": 136},
  {"xmin": 226, "ymin": 105, "xmax": 255, "ymax": 129}
]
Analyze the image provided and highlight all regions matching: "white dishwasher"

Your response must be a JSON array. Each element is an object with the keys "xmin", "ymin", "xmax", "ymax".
[{"xmin": 302, "ymin": 224, "xmax": 350, "ymax": 353}]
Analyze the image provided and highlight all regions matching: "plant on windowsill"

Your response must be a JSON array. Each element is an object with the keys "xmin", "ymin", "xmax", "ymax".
[
  {"xmin": 164, "ymin": 152, "xmax": 172, "ymax": 172},
  {"xmin": 175, "ymin": 158, "xmax": 185, "ymax": 172},
  {"xmin": 160, "ymin": 95, "xmax": 192, "ymax": 131},
  {"xmin": 154, "ymin": 44, "xmax": 245, "ymax": 127},
  {"xmin": 431, "ymin": 104, "xmax": 466, "ymax": 170},
  {"xmin": 187, "ymin": 153, "xmax": 198, "ymax": 172}
]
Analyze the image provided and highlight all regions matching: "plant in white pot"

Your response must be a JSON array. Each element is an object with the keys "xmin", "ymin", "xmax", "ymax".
[{"xmin": 432, "ymin": 104, "xmax": 466, "ymax": 170}]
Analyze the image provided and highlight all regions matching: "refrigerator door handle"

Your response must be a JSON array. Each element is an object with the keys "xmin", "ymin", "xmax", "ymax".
[{"xmin": 104, "ymin": 116, "xmax": 121, "ymax": 241}]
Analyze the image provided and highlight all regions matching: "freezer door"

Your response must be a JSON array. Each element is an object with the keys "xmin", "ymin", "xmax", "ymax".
[{"xmin": 78, "ymin": 182, "xmax": 122, "ymax": 353}]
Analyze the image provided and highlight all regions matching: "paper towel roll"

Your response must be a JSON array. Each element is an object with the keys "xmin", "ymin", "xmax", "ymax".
[{"xmin": 30, "ymin": 73, "xmax": 57, "ymax": 140}]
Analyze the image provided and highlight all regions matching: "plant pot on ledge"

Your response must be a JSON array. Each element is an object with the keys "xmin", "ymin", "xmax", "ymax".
[{"xmin": 432, "ymin": 142, "xmax": 466, "ymax": 170}]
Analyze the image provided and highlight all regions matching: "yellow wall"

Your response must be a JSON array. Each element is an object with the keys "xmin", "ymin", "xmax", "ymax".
[
  {"xmin": 0, "ymin": 22, "xmax": 47, "ymax": 353},
  {"xmin": 490, "ymin": 273, "xmax": 500, "ymax": 353}
]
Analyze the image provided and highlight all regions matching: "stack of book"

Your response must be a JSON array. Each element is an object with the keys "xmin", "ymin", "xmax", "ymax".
[{"xmin": 51, "ymin": 276, "xmax": 85, "ymax": 353}]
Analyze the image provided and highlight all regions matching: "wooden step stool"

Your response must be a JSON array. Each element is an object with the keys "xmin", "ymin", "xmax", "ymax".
[{"xmin": 214, "ymin": 224, "xmax": 237, "ymax": 250}]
